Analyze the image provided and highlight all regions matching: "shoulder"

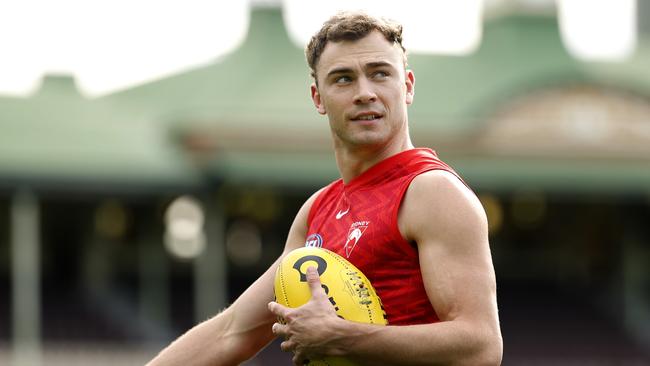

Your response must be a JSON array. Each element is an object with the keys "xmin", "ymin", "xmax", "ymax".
[
  {"xmin": 283, "ymin": 186, "xmax": 331, "ymax": 251},
  {"xmin": 297, "ymin": 185, "xmax": 330, "ymax": 226},
  {"xmin": 407, "ymin": 169, "xmax": 478, "ymax": 208},
  {"xmin": 399, "ymin": 170, "xmax": 487, "ymax": 244}
]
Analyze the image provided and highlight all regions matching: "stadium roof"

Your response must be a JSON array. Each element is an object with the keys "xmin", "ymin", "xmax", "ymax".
[{"xmin": 2, "ymin": 7, "xmax": 650, "ymax": 194}]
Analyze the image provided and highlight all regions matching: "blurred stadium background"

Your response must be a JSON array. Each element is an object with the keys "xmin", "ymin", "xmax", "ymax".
[{"xmin": 1, "ymin": 0, "xmax": 650, "ymax": 364}]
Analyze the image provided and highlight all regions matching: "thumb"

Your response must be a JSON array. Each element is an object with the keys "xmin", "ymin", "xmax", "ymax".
[{"xmin": 306, "ymin": 266, "xmax": 326, "ymax": 298}]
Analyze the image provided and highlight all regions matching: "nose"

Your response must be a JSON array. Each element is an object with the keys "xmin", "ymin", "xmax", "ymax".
[{"xmin": 353, "ymin": 77, "xmax": 377, "ymax": 105}]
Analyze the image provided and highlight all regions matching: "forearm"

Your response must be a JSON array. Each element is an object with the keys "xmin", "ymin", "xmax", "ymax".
[
  {"xmin": 341, "ymin": 320, "xmax": 502, "ymax": 366},
  {"xmin": 148, "ymin": 307, "xmax": 275, "ymax": 366}
]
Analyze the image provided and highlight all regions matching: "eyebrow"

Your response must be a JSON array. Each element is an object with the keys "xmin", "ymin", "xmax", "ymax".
[
  {"xmin": 326, "ymin": 67, "xmax": 353, "ymax": 79},
  {"xmin": 365, "ymin": 61, "xmax": 394, "ymax": 69},
  {"xmin": 325, "ymin": 61, "xmax": 395, "ymax": 79}
]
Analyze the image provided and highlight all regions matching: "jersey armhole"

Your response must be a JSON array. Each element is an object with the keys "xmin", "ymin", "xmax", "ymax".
[
  {"xmin": 307, "ymin": 181, "xmax": 339, "ymax": 227},
  {"xmin": 390, "ymin": 167, "xmax": 469, "ymax": 251}
]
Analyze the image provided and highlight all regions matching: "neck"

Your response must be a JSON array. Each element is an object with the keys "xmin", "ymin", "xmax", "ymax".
[{"xmin": 334, "ymin": 136, "xmax": 414, "ymax": 184}]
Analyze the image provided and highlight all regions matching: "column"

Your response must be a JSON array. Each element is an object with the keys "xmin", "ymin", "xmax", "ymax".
[{"xmin": 10, "ymin": 189, "xmax": 41, "ymax": 366}]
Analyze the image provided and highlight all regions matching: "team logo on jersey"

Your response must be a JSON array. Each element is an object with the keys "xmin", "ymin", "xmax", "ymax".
[
  {"xmin": 305, "ymin": 233, "xmax": 323, "ymax": 248},
  {"xmin": 344, "ymin": 221, "xmax": 370, "ymax": 257}
]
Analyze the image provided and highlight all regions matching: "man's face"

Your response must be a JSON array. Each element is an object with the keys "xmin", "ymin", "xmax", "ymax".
[{"xmin": 310, "ymin": 31, "xmax": 415, "ymax": 151}]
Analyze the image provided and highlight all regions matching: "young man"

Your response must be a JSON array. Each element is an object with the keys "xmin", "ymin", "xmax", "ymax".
[{"xmin": 148, "ymin": 12, "xmax": 502, "ymax": 366}]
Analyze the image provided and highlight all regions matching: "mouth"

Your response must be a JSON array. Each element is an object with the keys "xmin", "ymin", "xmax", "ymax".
[{"xmin": 350, "ymin": 112, "xmax": 383, "ymax": 122}]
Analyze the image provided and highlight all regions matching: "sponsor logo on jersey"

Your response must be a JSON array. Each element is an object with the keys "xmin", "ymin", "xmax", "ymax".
[
  {"xmin": 336, "ymin": 206, "xmax": 350, "ymax": 220},
  {"xmin": 304, "ymin": 233, "xmax": 323, "ymax": 248},
  {"xmin": 344, "ymin": 221, "xmax": 370, "ymax": 257}
]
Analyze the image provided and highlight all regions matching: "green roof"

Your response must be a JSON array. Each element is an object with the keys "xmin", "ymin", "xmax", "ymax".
[
  {"xmin": 2, "ymin": 7, "xmax": 650, "ymax": 193},
  {"xmin": 0, "ymin": 75, "xmax": 201, "ymax": 191}
]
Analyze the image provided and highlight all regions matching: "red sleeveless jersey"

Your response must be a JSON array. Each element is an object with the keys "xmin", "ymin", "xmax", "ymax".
[{"xmin": 305, "ymin": 148, "xmax": 464, "ymax": 325}]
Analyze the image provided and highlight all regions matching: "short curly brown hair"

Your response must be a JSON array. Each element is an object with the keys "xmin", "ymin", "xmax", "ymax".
[{"xmin": 305, "ymin": 11, "xmax": 407, "ymax": 82}]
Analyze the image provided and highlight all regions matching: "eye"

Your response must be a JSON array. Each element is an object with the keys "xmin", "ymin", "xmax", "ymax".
[
  {"xmin": 372, "ymin": 71, "xmax": 389, "ymax": 79},
  {"xmin": 334, "ymin": 75, "xmax": 352, "ymax": 84}
]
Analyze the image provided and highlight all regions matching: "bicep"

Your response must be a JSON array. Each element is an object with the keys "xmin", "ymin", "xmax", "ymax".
[
  {"xmin": 418, "ymin": 229, "xmax": 496, "ymax": 324},
  {"xmin": 403, "ymin": 172, "xmax": 498, "ymax": 327}
]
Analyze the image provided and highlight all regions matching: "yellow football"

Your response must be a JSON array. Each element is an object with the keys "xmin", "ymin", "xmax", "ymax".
[{"xmin": 274, "ymin": 247, "xmax": 387, "ymax": 366}]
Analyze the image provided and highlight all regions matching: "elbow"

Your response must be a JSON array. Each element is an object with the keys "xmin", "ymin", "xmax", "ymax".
[
  {"xmin": 471, "ymin": 330, "xmax": 503, "ymax": 366},
  {"xmin": 482, "ymin": 334, "xmax": 503, "ymax": 366},
  {"xmin": 455, "ymin": 327, "xmax": 502, "ymax": 366}
]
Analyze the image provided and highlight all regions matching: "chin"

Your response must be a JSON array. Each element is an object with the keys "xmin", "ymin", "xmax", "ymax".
[
  {"xmin": 347, "ymin": 136, "xmax": 390, "ymax": 150},
  {"xmin": 333, "ymin": 126, "xmax": 392, "ymax": 148}
]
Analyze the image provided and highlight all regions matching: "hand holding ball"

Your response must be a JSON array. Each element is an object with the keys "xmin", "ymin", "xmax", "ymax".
[{"xmin": 272, "ymin": 247, "xmax": 387, "ymax": 365}]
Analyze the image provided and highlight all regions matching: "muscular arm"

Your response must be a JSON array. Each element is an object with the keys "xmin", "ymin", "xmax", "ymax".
[
  {"xmin": 348, "ymin": 170, "xmax": 502, "ymax": 365},
  {"xmin": 271, "ymin": 171, "xmax": 502, "ymax": 365},
  {"xmin": 147, "ymin": 190, "xmax": 321, "ymax": 366}
]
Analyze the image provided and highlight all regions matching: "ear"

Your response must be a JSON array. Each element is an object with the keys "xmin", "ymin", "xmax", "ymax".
[
  {"xmin": 405, "ymin": 70, "xmax": 415, "ymax": 105},
  {"xmin": 311, "ymin": 83, "xmax": 327, "ymax": 115}
]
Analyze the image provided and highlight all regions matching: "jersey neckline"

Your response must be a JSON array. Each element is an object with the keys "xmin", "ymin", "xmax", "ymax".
[{"xmin": 342, "ymin": 148, "xmax": 437, "ymax": 192}]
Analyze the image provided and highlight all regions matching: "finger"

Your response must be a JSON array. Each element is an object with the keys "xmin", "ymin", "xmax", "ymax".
[
  {"xmin": 306, "ymin": 266, "xmax": 327, "ymax": 298},
  {"xmin": 268, "ymin": 301, "xmax": 290, "ymax": 318},
  {"xmin": 280, "ymin": 339, "xmax": 295, "ymax": 353},
  {"xmin": 272, "ymin": 322, "xmax": 289, "ymax": 337},
  {"xmin": 292, "ymin": 353, "xmax": 309, "ymax": 366}
]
